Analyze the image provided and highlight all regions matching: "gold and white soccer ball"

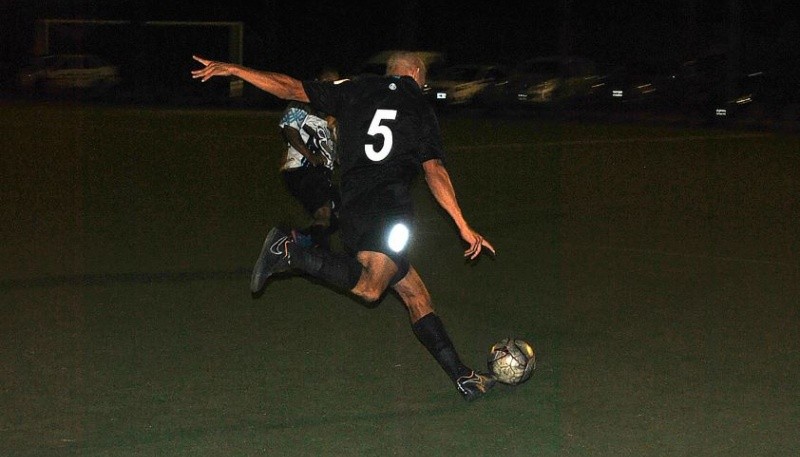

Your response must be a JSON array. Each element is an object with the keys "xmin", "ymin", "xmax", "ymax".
[{"xmin": 487, "ymin": 338, "xmax": 536, "ymax": 385}]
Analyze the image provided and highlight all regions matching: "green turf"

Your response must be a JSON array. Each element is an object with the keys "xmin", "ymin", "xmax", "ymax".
[{"xmin": 1, "ymin": 101, "xmax": 798, "ymax": 456}]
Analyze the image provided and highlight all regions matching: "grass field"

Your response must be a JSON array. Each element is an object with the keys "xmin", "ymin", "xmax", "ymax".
[{"xmin": 1, "ymin": 101, "xmax": 798, "ymax": 456}]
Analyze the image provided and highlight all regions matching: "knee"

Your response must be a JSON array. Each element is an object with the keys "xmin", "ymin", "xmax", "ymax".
[{"xmin": 353, "ymin": 284, "xmax": 385, "ymax": 303}]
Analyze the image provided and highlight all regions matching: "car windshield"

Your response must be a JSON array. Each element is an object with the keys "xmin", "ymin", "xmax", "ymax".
[
  {"xmin": 516, "ymin": 60, "xmax": 560, "ymax": 75},
  {"xmin": 432, "ymin": 66, "xmax": 481, "ymax": 81}
]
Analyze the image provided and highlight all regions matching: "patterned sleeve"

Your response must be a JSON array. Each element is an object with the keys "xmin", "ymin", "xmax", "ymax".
[{"xmin": 279, "ymin": 102, "xmax": 308, "ymax": 130}]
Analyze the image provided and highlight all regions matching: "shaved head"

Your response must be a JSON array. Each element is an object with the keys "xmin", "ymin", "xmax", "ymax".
[{"xmin": 386, "ymin": 51, "xmax": 427, "ymax": 86}]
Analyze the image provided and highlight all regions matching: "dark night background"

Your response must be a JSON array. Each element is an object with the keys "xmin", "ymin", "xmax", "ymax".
[{"xmin": 1, "ymin": 0, "xmax": 798, "ymax": 107}]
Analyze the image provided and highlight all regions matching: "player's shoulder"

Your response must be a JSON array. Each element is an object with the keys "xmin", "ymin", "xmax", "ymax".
[
  {"xmin": 346, "ymin": 73, "xmax": 383, "ymax": 83},
  {"xmin": 280, "ymin": 101, "xmax": 309, "ymax": 125},
  {"xmin": 344, "ymin": 73, "xmax": 414, "ymax": 90}
]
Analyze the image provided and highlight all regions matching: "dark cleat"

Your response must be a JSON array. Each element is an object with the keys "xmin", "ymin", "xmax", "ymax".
[
  {"xmin": 456, "ymin": 370, "xmax": 496, "ymax": 402},
  {"xmin": 250, "ymin": 227, "xmax": 293, "ymax": 293}
]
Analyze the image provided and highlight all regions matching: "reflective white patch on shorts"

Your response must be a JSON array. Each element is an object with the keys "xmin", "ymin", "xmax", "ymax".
[{"xmin": 387, "ymin": 223, "xmax": 410, "ymax": 253}]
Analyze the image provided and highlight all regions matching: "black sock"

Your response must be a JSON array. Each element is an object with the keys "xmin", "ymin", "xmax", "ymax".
[
  {"xmin": 412, "ymin": 313, "xmax": 472, "ymax": 383},
  {"xmin": 287, "ymin": 242, "xmax": 361, "ymax": 291}
]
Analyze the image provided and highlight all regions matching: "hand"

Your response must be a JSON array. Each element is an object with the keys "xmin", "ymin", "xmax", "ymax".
[
  {"xmin": 307, "ymin": 154, "xmax": 326, "ymax": 167},
  {"xmin": 191, "ymin": 55, "xmax": 234, "ymax": 82},
  {"xmin": 460, "ymin": 226, "xmax": 496, "ymax": 260}
]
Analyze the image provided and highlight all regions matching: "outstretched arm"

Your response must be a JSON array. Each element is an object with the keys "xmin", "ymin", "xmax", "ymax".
[
  {"xmin": 283, "ymin": 126, "xmax": 325, "ymax": 167},
  {"xmin": 422, "ymin": 159, "xmax": 496, "ymax": 260},
  {"xmin": 191, "ymin": 55, "xmax": 309, "ymax": 102}
]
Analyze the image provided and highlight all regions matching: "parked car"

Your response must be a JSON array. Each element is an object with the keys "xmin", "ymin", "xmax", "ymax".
[
  {"xmin": 423, "ymin": 63, "xmax": 510, "ymax": 109},
  {"xmin": 587, "ymin": 60, "xmax": 671, "ymax": 109},
  {"xmin": 477, "ymin": 56, "xmax": 602, "ymax": 110},
  {"xmin": 659, "ymin": 52, "xmax": 766, "ymax": 119},
  {"xmin": 17, "ymin": 54, "xmax": 121, "ymax": 93}
]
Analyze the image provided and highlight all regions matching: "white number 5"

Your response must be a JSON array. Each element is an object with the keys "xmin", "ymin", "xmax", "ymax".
[{"xmin": 365, "ymin": 109, "xmax": 397, "ymax": 162}]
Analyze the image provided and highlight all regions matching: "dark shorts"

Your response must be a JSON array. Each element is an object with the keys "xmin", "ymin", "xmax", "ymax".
[
  {"xmin": 282, "ymin": 167, "xmax": 339, "ymax": 215},
  {"xmin": 339, "ymin": 210, "xmax": 413, "ymax": 266}
]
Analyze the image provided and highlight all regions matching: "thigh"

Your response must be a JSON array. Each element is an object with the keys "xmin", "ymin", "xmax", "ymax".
[{"xmin": 340, "ymin": 212, "xmax": 413, "ymax": 259}]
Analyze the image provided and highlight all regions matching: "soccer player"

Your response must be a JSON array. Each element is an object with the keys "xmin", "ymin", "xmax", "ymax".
[
  {"xmin": 278, "ymin": 68, "xmax": 340, "ymax": 250},
  {"xmin": 192, "ymin": 51, "xmax": 497, "ymax": 401}
]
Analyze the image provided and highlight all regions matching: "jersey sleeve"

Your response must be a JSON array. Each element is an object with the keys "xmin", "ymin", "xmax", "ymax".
[
  {"xmin": 303, "ymin": 79, "xmax": 349, "ymax": 117},
  {"xmin": 279, "ymin": 102, "xmax": 307, "ymax": 131},
  {"xmin": 417, "ymin": 103, "xmax": 446, "ymax": 164}
]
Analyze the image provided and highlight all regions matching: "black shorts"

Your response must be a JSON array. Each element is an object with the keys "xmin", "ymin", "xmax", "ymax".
[
  {"xmin": 281, "ymin": 167, "xmax": 339, "ymax": 215},
  {"xmin": 339, "ymin": 210, "xmax": 413, "ymax": 265}
]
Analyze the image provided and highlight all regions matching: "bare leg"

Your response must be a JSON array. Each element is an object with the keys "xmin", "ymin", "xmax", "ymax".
[
  {"xmin": 350, "ymin": 251, "xmax": 397, "ymax": 303},
  {"xmin": 391, "ymin": 265, "xmax": 471, "ymax": 384},
  {"xmin": 391, "ymin": 266, "xmax": 435, "ymax": 323}
]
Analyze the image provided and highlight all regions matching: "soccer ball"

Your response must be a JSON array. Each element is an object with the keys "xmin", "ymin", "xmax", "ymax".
[{"xmin": 487, "ymin": 338, "xmax": 536, "ymax": 385}]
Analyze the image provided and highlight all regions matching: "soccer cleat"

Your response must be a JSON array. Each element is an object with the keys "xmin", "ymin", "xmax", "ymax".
[
  {"xmin": 456, "ymin": 370, "xmax": 496, "ymax": 402},
  {"xmin": 250, "ymin": 227, "xmax": 293, "ymax": 293}
]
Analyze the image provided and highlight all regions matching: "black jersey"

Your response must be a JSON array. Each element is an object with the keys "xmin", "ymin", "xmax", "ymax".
[{"xmin": 303, "ymin": 75, "xmax": 445, "ymax": 217}]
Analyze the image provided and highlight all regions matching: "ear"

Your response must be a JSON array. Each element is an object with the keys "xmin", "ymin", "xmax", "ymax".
[{"xmin": 411, "ymin": 67, "xmax": 422, "ymax": 84}]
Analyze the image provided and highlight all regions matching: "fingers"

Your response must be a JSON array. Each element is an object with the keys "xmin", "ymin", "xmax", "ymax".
[
  {"xmin": 190, "ymin": 55, "xmax": 216, "ymax": 82},
  {"xmin": 468, "ymin": 237, "xmax": 482, "ymax": 259},
  {"xmin": 191, "ymin": 67, "xmax": 214, "ymax": 82},
  {"xmin": 481, "ymin": 238, "xmax": 496, "ymax": 256},
  {"xmin": 463, "ymin": 234, "xmax": 495, "ymax": 260}
]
